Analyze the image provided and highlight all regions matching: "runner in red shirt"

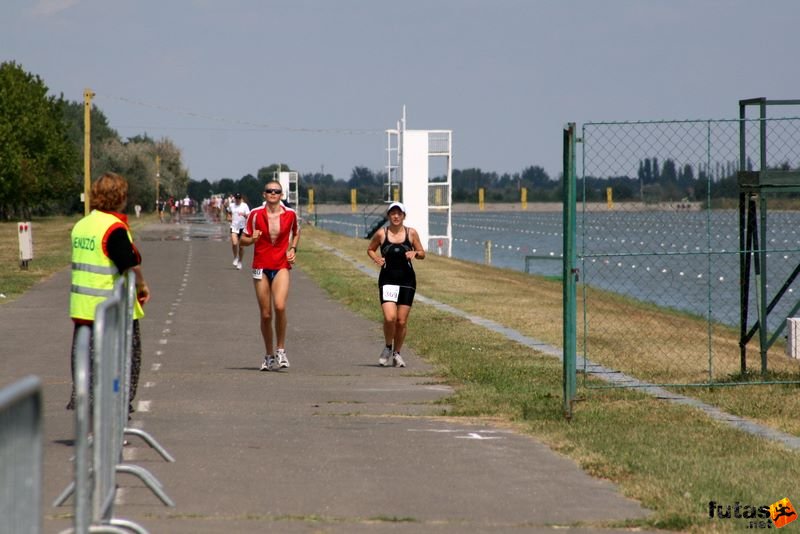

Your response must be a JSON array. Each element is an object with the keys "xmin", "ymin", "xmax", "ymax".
[{"xmin": 240, "ymin": 180, "xmax": 300, "ymax": 371}]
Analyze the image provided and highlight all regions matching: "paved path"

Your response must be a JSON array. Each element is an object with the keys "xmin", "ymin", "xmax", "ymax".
[{"xmin": 0, "ymin": 219, "xmax": 654, "ymax": 533}]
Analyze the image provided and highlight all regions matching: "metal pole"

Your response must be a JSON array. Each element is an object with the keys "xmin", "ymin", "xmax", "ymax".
[
  {"xmin": 738, "ymin": 100, "xmax": 748, "ymax": 373},
  {"xmin": 562, "ymin": 123, "xmax": 577, "ymax": 419},
  {"xmin": 759, "ymin": 192, "xmax": 769, "ymax": 372},
  {"xmin": 155, "ymin": 154, "xmax": 161, "ymax": 211},
  {"xmin": 738, "ymin": 191, "xmax": 748, "ymax": 373},
  {"xmin": 758, "ymin": 99, "xmax": 769, "ymax": 373}
]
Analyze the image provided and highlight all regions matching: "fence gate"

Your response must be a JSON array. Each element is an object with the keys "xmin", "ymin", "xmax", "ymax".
[{"xmin": 563, "ymin": 108, "xmax": 800, "ymax": 400}]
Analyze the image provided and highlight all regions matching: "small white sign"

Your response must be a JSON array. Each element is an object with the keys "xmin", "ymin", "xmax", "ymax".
[{"xmin": 18, "ymin": 221, "xmax": 33, "ymax": 262}]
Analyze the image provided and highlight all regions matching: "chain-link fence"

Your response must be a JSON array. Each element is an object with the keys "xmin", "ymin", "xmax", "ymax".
[{"xmin": 576, "ymin": 116, "xmax": 800, "ymax": 388}]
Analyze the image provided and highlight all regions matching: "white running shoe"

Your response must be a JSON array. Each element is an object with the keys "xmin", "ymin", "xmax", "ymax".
[
  {"xmin": 233, "ymin": 258, "xmax": 239, "ymax": 267},
  {"xmin": 378, "ymin": 346, "xmax": 393, "ymax": 366},
  {"xmin": 236, "ymin": 260, "xmax": 242, "ymax": 270},
  {"xmin": 276, "ymin": 349, "xmax": 290, "ymax": 369},
  {"xmin": 392, "ymin": 352, "xmax": 406, "ymax": 368},
  {"xmin": 260, "ymin": 355, "xmax": 274, "ymax": 371}
]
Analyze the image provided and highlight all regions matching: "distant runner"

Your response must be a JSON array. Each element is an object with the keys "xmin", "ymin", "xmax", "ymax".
[
  {"xmin": 366, "ymin": 201, "xmax": 425, "ymax": 367},
  {"xmin": 227, "ymin": 192, "xmax": 250, "ymax": 269}
]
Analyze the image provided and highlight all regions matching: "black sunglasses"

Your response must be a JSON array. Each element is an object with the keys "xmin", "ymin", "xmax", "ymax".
[{"xmin": 264, "ymin": 188, "xmax": 282, "ymax": 194}]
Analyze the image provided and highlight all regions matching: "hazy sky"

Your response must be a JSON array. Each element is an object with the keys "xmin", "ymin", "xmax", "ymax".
[{"xmin": 4, "ymin": 0, "xmax": 800, "ymax": 183}]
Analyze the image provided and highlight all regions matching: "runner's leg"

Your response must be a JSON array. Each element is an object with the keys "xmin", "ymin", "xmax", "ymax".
[
  {"xmin": 392, "ymin": 304, "xmax": 412, "ymax": 352},
  {"xmin": 253, "ymin": 277, "xmax": 274, "ymax": 355},
  {"xmin": 271, "ymin": 270, "xmax": 290, "ymax": 349},
  {"xmin": 381, "ymin": 302, "xmax": 397, "ymax": 346}
]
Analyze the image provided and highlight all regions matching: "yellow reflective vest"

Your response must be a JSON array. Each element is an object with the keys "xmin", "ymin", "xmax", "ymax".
[{"xmin": 70, "ymin": 210, "xmax": 144, "ymax": 321}]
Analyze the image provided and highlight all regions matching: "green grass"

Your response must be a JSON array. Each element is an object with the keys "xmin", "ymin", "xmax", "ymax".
[
  {"xmin": 0, "ymin": 216, "xmax": 79, "ymax": 302},
  {"xmin": 0, "ymin": 213, "xmax": 155, "ymax": 304},
  {"xmin": 298, "ymin": 226, "xmax": 800, "ymax": 533}
]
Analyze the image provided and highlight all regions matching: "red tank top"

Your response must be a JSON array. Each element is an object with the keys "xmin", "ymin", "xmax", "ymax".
[{"xmin": 244, "ymin": 204, "xmax": 298, "ymax": 270}]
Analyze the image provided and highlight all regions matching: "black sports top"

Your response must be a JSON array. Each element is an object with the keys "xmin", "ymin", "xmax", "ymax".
[{"xmin": 378, "ymin": 226, "xmax": 416, "ymax": 288}]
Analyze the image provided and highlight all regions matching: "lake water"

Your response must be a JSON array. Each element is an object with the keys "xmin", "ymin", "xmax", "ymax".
[{"xmin": 313, "ymin": 209, "xmax": 800, "ymax": 330}]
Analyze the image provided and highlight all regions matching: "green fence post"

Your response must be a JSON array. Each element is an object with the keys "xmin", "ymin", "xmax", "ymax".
[{"xmin": 562, "ymin": 123, "xmax": 577, "ymax": 419}]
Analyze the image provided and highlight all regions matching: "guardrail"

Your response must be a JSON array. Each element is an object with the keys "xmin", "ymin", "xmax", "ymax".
[{"xmin": 0, "ymin": 375, "xmax": 43, "ymax": 534}]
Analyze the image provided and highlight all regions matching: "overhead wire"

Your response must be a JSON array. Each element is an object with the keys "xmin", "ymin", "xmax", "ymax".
[{"xmin": 95, "ymin": 92, "xmax": 384, "ymax": 135}]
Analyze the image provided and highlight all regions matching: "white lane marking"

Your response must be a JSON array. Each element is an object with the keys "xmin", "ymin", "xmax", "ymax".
[
  {"xmin": 424, "ymin": 385, "xmax": 453, "ymax": 392},
  {"xmin": 409, "ymin": 428, "xmax": 509, "ymax": 440},
  {"xmin": 137, "ymin": 400, "xmax": 151, "ymax": 412},
  {"xmin": 151, "ymin": 363, "xmax": 162, "ymax": 371},
  {"xmin": 456, "ymin": 433, "xmax": 502, "ymax": 440},
  {"xmin": 159, "ymin": 339, "xmax": 168, "ymax": 345},
  {"xmin": 408, "ymin": 428, "xmax": 506, "ymax": 434},
  {"xmin": 144, "ymin": 381, "xmax": 155, "ymax": 388}
]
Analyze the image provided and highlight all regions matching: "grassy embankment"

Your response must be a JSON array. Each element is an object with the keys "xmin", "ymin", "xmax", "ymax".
[
  {"xmin": 0, "ymin": 214, "xmax": 154, "ymax": 302},
  {"xmin": 3, "ymin": 216, "xmax": 799, "ymax": 531}
]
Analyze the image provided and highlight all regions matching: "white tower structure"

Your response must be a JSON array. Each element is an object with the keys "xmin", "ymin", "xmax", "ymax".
[
  {"xmin": 273, "ymin": 170, "xmax": 299, "ymax": 208},
  {"xmin": 385, "ymin": 107, "xmax": 453, "ymax": 256}
]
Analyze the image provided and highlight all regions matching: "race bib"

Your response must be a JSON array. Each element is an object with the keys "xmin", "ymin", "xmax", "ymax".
[
  {"xmin": 252, "ymin": 268, "xmax": 263, "ymax": 280},
  {"xmin": 382, "ymin": 284, "xmax": 400, "ymax": 302}
]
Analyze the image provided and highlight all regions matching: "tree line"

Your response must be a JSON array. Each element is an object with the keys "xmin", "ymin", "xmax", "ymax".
[
  {"xmin": 4, "ymin": 60, "xmax": 771, "ymax": 220},
  {"xmin": 197, "ymin": 158, "xmax": 757, "ymax": 208},
  {"xmin": 0, "ymin": 61, "xmax": 193, "ymax": 219}
]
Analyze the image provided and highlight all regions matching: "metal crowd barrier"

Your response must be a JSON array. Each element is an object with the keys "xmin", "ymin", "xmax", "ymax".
[
  {"xmin": 119, "ymin": 271, "xmax": 174, "ymax": 463},
  {"xmin": 0, "ymin": 375, "xmax": 43, "ymax": 534},
  {"xmin": 55, "ymin": 272, "xmax": 174, "ymax": 533}
]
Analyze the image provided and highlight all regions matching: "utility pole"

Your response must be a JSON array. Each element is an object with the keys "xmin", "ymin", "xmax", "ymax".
[
  {"xmin": 83, "ymin": 88, "xmax": 94, "ymax": 215},
  {"xmin": 155, "ymin": 155, "xmax": 161, "ymax": 208}
]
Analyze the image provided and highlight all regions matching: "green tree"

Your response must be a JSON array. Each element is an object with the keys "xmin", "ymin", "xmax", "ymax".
[
  {"xmin": 238, "ymin": 174, "xmax": 260, "ymax": 205},
  {"xmin": 257, "ymin": 164, "xmax": 291, "ymax": 186},
  {"xmin": 92, "ymin": 135, "xmax": 190, "ymax": 212},
  {"xmin": 61, "ymin": 99, "xmax": 118, "ymax": 151},
  {"xmin": 520, "ymin": 165, "xmax": 551, "ymax": 187},
  {"xmin": 0, "ymin": 61, "xmax": 80, "ymax": 218},
  {"xmin": 299, "ymin": 172, "xmax": 348, "ymax": 204},
  {"xmin": 154, "ymin": 138, "xmax": 190, "ymax": 202},
  {"xmin": 661, "ymin": 159, "xmax": 677, "ymax": 184},
  {"xmin": 452, "ymin": 168, "xmax": 501, "ymax": 201},
  {"xmin": 348, "ymin": 166, "xmax": 383, "ymax": 201},
  {"xmin": 348, "ymin": 166, "xmax": 377, "ymax": 188},
  {"xmin": 188, "ymin": 178, "xmax": 213, "ymax": 201}
]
